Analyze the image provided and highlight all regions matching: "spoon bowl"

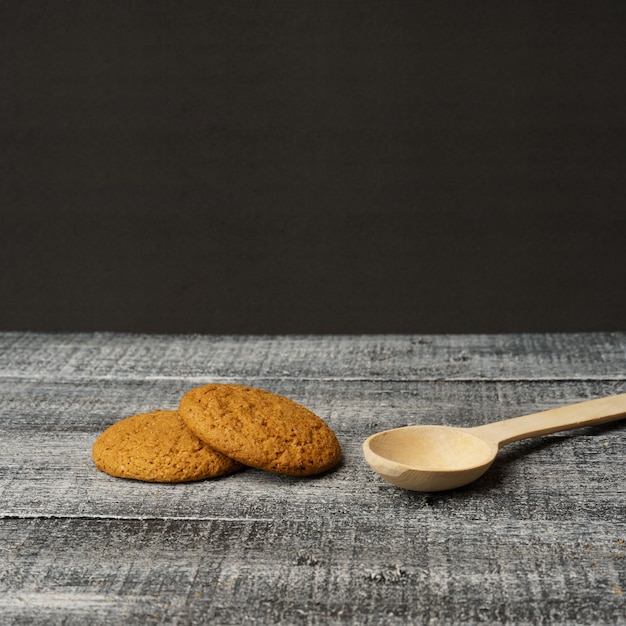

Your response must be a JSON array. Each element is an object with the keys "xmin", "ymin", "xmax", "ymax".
[
  {"xmin": 364, "ymin": 425, "xmax": 498, "ymax": 492},
  {"xmin": 363, "ymin": 393, "xmax": 626, "ymax": 492}
]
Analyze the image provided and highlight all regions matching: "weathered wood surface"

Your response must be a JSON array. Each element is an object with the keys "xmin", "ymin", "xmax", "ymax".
[{"xmin": 0, "ymin": 332, "xmax": 625, "ymax": 625}]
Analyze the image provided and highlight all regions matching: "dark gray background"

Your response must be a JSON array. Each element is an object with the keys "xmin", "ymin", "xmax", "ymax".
[{"xmin": 2, "ymin": 1, "xmax": 625, "ymax": 334}]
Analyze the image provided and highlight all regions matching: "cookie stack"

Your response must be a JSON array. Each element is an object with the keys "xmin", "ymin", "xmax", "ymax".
[{"xmin": 92, "ymin": 384, "xmax": 342, "ymax": 483}]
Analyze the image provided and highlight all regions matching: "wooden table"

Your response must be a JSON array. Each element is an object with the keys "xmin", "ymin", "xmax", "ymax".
[{"xmin": 1, "ymin": 332, "xmax": 625, "ymax": 625}]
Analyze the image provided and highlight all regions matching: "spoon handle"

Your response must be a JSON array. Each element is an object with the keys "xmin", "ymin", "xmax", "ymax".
[{"xmin": 470, "ymin": 393, "xmax": 626, "ymax": 448}]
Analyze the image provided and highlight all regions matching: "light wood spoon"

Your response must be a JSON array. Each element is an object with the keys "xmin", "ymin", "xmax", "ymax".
[{"xmin": 363, "ymin": 393, "xmax": 626, "ymax": 492}]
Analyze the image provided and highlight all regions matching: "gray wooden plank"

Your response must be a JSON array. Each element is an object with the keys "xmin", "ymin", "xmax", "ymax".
[
  {"xmin": 1, "ymin": 516, "xmax": 624, "ymax": 625},
  {"xmin": 1, "ymin": 424, "xmax": 624, "ymax": 523},
  {"xmin": 1, "ymin": 378, "xmax": 624, "ymax": 522},
  {"xmin": 1, "ymin": 332, "xmax": 625, "ymax": 382},
  {"xmin": 2, "ymin": 374, "xmax": 625, "ymax": 434}
]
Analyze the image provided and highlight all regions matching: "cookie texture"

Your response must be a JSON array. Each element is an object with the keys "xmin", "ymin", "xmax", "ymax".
[
  {"xmin": 92, "ymin": 410, "xmax": 243, "ymax": 482},
  {"xmin": 179, "ymin": 384, "xmax": 342, "ymax": 476}
]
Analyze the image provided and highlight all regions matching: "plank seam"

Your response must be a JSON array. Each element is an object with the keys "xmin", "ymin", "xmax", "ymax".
[
  {"xmin": 0, "ymin": 513, "xmax": 284, "ymax": 523},
  {"xmin": 0, "ymin": 375, "xmax": 625, "ymax": 383}
]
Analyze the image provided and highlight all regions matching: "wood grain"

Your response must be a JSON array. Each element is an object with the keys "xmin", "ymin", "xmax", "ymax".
[
  {"xmin": 1, "ymin": 332, "xmax": 625, "ymax": 382},
  {"xmin": 1, "ymin": 333, "xmax": 625, "ymax": 624}
]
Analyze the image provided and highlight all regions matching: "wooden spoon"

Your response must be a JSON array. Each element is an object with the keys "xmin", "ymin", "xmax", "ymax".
[{"xmin": 363, "ymin": 393, "xmax": 626, "ymax": 492}]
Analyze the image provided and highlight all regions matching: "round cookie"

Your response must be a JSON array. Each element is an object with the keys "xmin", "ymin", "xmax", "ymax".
[
  {"xmin": 92, "ymin": 410, "xmax": 243, "ymax": 482},
  {"xmin": 178, "ymin": 384, "xmax": 342, "ymax": 476}
]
